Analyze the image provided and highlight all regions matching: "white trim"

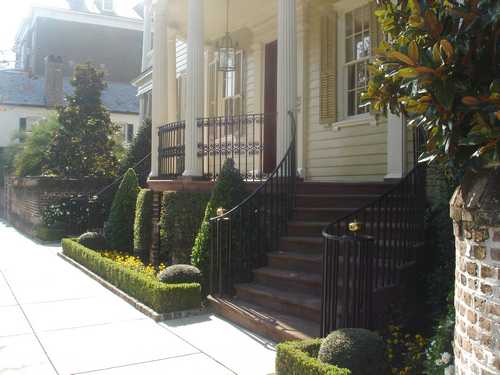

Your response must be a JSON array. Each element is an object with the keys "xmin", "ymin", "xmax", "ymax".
[{"xmin": 325, "ymin": 113, "xmax": 377, "ymax": 131}]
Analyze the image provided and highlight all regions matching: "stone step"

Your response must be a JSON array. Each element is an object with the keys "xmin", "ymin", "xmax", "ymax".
[
  {"xmin": 296, "ymin": 182, "xmax": 394, "ymax": 195},
  {"xmin": 280, "ymin": 236, "xmax": 323, "ymax": 253},
  {"xmin": 235, "ymin": 283, "xmax": 321, "ymax": 322},
  {"xmin": 208, "ymin": 296, "xmax": 320, "ymax": 342},
  {"xmin": 293, "ymin": 206, "xmax": 411, "ymax": 222},
  {"xmin": 287, "ymin": 221, "xmax": 328, "ymax": 237},
  {"xmin": 295, "ymin": 194, "xmax": 378, "ymax": 208},
  {"xmin": 253, "ymin": 267, "xmax": 322, "ymax": 296},
  {"xmin": 267, "ymin": 251, "xmax": 322, "ymax": 273}
]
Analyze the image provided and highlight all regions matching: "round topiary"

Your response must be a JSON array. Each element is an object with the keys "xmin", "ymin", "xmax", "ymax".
[
  {"xmin": 317, "ymin": 328, "xmax": 387, "ymax": 375},
  {"xmin": 77, "ymin": 232, "xmax": 107, "ymax": 251},
  {"xmin": 157, "ymin": 265, "xmax": 201, "ymax": 284}
]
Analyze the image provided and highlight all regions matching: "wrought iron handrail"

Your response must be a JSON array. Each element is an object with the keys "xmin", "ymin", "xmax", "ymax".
[
  {"xmin": 209, "ymin": 111, "xmax": 297, "ymax": 296},
  {"xmin": 320, "ymin": 164, "xmax": 426, "ymax": 336}
]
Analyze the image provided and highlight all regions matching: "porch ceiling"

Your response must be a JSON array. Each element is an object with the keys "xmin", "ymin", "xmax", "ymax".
[{"xmin": 164, "ymin": 0, "xmax": 277, "ymax": 43}]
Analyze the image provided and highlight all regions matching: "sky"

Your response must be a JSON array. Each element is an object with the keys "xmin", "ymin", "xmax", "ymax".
[{"xmin": 0, "ymin": 0, "xmax": 140, "ymax": 66}]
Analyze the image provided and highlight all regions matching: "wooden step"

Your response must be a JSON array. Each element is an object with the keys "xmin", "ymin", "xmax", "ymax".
[
  {"xmin": 295, "ymin": 194, "xmax": 378, "ymax": 208},
  {"xmin": 280, "ymin": 236, "xmax": 323, "ymax": 253},
  {"xmin": 267, "ymin": 251, "xmax": 322, "ymax": 273},
  {"xmin": 296, "ymin": 182, "xmax": 394, "ymax": 195},
  {"xmin": 287, "ymin": 221, "xmax": 328, "ymax": 237},
  {"xmin": 235, "ymin": 283, "xmax": 321, "ymax": 322},
  {"xmin": 208, "ymin": 296, "xmax": 320, "ymax": 342},
  {"xmin": 253, "ymin": 267, "xmax": 322, "ymax": 296},
  {"xmin": 294, "ymin": 207, "xmax": 354, "ymax": 221}
]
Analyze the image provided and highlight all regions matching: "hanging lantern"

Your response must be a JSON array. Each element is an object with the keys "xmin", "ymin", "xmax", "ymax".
[{"xmin": 216, "ymin": 0, "xmax": 237, "ymax": 72}]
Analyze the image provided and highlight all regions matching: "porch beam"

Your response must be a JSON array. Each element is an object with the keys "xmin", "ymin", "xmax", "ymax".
[
  {"xmin": 385, "ymin": 113, "xmax": 407, "ymax": 180},
  {"xmin": 277, "ymin": 0, "xmax": 298, "ymax": 162},
  {"xmin": 182, "ymin": 0, "xmax": 204, "ymax": 178},
  {"xmin": 151, "ymin": 0, "xmax": 169, "ymax": 178}
]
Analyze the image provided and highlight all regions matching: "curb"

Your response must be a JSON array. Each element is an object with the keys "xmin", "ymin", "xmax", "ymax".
[{"xmin": 57, "ymin": 252, "xmax": 206, "ymax": 322}]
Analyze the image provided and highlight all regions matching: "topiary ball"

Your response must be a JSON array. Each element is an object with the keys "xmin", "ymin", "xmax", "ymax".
[
  {"xmin": 157, "ymin": 265, "xmax": 201, "ymax": 284},
  {"xmin": 317, "ymin": 328, "xmax": 387, "ymax": 375},
  {"xmin": 77, "ymin": 232, "xmax": 107, "ymax": 251}
]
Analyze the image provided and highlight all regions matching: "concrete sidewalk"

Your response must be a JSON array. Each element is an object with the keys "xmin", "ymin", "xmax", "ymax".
[{"xmin": 0, "ymin": 221, "xmax": 276, "ymax": 375}]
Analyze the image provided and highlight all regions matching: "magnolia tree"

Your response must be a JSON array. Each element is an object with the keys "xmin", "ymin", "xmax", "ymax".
[{"xmin": 364, "ymin": 0, "xmax": 499, "ymax": 179}]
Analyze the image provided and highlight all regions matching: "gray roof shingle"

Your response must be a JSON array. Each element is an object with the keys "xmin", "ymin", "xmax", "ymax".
[{"xmin": 0, "ymin": 70, "xmax": 139, "ymax": 114}]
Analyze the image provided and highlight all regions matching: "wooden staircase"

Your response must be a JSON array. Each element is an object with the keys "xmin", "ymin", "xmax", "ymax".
[{"xmin": 210, "ymin": 181, "xmax": 394, "ymax": 342}]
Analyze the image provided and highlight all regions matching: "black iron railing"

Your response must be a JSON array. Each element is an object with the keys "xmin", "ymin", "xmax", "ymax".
[
  {"xmin": 320, "ymin": 165, "xmax": 425, "ymax": 336},
  {"xmin": 158, "ymin": 121, "xmax": 185, "ymax": 179},
  {"xmin": 209, "ymin": 112, "xmax": 296, "ymax": 296},
  {"xmin": 197, "ymin": 113, "xmax": 275, "ymax": 181}
]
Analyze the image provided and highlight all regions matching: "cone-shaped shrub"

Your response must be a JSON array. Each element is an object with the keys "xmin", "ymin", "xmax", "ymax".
[
  {"xmin": 105, "ymin": 168, "xmax": 139, "ymax": 252},
  {"xmin": 133, "ymin": 188, "xmax": 153, "ymax": 260},
  {"xmin": 191, "ymin": 159, "xmax": 246, "ymax": 289}
]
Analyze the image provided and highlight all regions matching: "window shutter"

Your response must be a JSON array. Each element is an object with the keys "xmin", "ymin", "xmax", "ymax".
[
  {"xmin": 320, "ymin": 13, "xmax": 337, "ymax": 124},
  {"xmin": 19, "ymin": 118, "xmax": 27, "ymax": 132},
  {"xmin": 369, "ymin": 1, "xmax": 383, "ymax": 56}
]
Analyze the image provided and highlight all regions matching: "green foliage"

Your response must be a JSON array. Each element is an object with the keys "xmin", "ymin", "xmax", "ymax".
[
  {"xmin": 158, "ymin": 265, "xmax": 202, "ymax": 284},
  {"xmin": 133, "ymin": 189, "xmax": 153, "ymax": 260},
  {"xmin": 78, "ymin": 232, "xmax": 107, "ymax": 251},
  {"xmin": 119, "ymin": 120, "xmax": 151, "ymax": 187},
  {"xmin": 365, "ymin": 0, "xmax": 500, "ymax": 180},
  {"xmin": 62, "ymin": 239, "xmax": 201, "ymax": 313},
  {"xmin": 318, "ymin": 329, "xmax": 387, "ymax": 375},
  {"xmin": 383, "ymin": 325, "xmax": 427, "ymax": 375},
  {"xmin": 191, "ymin": 159, "xmax": 246, "ymax": 286},
  {"xmin": 34, "ymin": 225, "xmax": 66, "ymax": 242},
  {"xmin": 105, "ymin": 169, "xmax": 139, "ymax": 253},
  {"xmin": 159, "ymin": 191, "xmax": 210, "ymax": 264},
  {"xmin": 42, "ymin": 193, "xmax": 94, "ymax": 235},
  {"xmin": 276, "ymin": 339, "xmax": 350, "ymax": 375},
  {"xmin": 423, "ymin": 294, "xmax": 455, "ymax": 374},
  {"xmin": 14, "ymin": 115, "xmax": 60, "ymax": 177},
  {"xmin": 44, "ymin": 63, "xmax": 120, "ymax": 178}
]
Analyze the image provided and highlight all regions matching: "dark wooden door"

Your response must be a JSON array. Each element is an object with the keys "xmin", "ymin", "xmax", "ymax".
[{"xmin": 263, "ymin": 40, "xmax": 278, "ymax": 174}]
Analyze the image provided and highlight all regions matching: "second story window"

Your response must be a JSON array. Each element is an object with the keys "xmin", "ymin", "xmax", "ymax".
[{"xmin": 101, "ymin": 0, "xmax": 113, "ymax": 12}]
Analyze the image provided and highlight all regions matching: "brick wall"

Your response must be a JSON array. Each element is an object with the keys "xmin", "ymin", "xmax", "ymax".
[{"xmin": 451, "ymin": 169, "xmax": 500, "ymax": 375}]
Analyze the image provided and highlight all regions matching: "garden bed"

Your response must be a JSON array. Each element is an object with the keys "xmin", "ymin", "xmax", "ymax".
[
  {"xmin": 276, "ymin": 339, "xmax": 349, "ymax": 375},
  {"xmin": 61, "ymin": 239, "xmax": 202, "ymax": 319}
]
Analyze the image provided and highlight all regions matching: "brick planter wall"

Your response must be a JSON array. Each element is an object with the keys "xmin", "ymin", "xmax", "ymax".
[
  {"xmin": 5, "ymin": 176, "xmax": 113, "ymax": 236},
  {"xmin": 450, "ymin": 168, "xmax": 500, "ymax": 375}
]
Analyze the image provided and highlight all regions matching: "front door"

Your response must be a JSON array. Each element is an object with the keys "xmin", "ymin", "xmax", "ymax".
[{"xmin": 263, "ymin": 40, "xmax": 278, "ymax": 174}]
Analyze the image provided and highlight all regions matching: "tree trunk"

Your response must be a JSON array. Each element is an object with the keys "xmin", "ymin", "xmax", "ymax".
[{"xmin": 450, "ymin": 167, "xmax": 500, "ymax": 375}]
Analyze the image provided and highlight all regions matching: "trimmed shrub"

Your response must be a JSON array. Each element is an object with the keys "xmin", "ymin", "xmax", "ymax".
[
  {"xmin": 191, "ymin": 159, "xmax": 246, "ymax": 287},
  {"xmin": 159, "ymin": 191, "xmax": 210, "ymax": 264},
  {"xmin": 318, "ymin": 329, "xmax": 387, "ymax": 375},
  {"xmin": 105, "ymin": 168, "xmax": 139, "ymax": 253},
  {"xmin": 133, "ymin": 189, "xmax": 153, "ymax": 260},
  {"xmin": 62, "ymin": 239, "xmax": 201, "ymax": 313},
  {"xmin": 34, "ymin": 225, "xmax": 66, "ymax": 242},
  {"xmin": 78, "ymin": 232, "xmax": 107, "ymax": 251},
  {"xmin": 276, "ymin": 339, "xmax": 350, "ymax": 375},
  {"xmin": 158, "ymin": 265, "xmax": 202, "ymax": 284},
  {"xmin": 119, "ymin": 120, "xmax": 151, "ymax": 187}
]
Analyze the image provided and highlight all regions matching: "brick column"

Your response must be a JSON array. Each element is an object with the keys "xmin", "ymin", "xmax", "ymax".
[
  {"xmin": 450, "ymin": 168, "xmax": 500, "ymax": 375},
  {"xmin": 149, "ymin": 191, "xmax": 162, "ymax": 267}
]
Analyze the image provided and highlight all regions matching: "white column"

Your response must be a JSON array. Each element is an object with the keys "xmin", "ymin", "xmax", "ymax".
[
  {"xmin": 277, "ymin": 0, "xmax": 298, "ymax": 163},
  {"xmin": 183, "ymin": 0, "xmax": 204, "ymax": 177},
  {"xmin": 385, "ymin": 113, "xmax": 407, "ymax": 180},
  {"xmin": 151, "ymin": 0, "xmax": 169, "ymax": 178},
  {"xmin": 167, "ymin": 31, "xmax": 177, "ymax": 122},
  {"xmin": 141, "ymin": 0, "xmax": 153, "ymax": 71}
]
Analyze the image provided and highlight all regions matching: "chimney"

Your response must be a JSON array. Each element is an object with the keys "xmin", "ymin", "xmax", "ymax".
[
  {"xmin": 66, "ymin": 0, "xmax": 88, "ymax": 12},
  {"xmin": 44, "ymin": 55, "xmax": 64, "ymax": 107}
]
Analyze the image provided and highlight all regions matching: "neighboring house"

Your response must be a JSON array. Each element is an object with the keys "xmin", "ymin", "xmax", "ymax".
[
  {"xmin": 1, "ymin": 0, "xmax": 144, "ymax": 149},
  {"xmin": 140, "ymin": 0, "xmax": 425, "ymax": 342}
]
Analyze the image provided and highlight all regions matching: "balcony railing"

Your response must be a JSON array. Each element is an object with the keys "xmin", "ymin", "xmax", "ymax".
[{"xmin": 158, "ymin": 113, "xmax": 276, "ymax": 180}]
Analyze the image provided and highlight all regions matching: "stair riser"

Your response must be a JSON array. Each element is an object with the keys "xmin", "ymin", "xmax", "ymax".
[
  {"xmin": 236, "ymin": 288, "xmax": 321, "ymax": 322},
  {"xmin": 294, "ymin": 209, "xmax": 408, "ymax": 222},
  {"xmin": 280, "ymin": 238, "xmax": 323, "ymax": 253},
  {"xmin": 268, "ymin": 255, "xmax": 322, "ymax": 273},
  {"xmin": 254, "ymin": 272, "xmax": 322, "ymax": 297},
  {"xmin": 295, "ymin": 195, "xmax": 375, "ymax": 208},
  {"xmin": 296, "ymin": 183, "xmax": 392, "ymax": 195},
  {"xmin": 287, "ymin": 223, "xmax": 325, "ymax": 237}
]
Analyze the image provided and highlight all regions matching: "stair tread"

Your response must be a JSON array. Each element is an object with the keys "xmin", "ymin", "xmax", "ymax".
[
  {"xmin": 236, "ymin": 283, "xmax": 321, "ymax": 310},
  {"xmin": 208, "ymin": 296, "xmax": 320, "ymax": 341},
  {"xmin": 289, "ymin": 221, "xmax": 330, "ymax": 226},
  {"xmin": 268, "ymin": 251, "xmax": 322, "ymax": 261},
  {"xmin": 296, "ymin": 193, "xmax": 379, "ymax": 198},
  {"xmin": 282, "ymin": 236, "xmax": 323, "ymax": 243},
  {"xmin": 254, "ymin": 267, "xmax": 322, "ymax": 282}
]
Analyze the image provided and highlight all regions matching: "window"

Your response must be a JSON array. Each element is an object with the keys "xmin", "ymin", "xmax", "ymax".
[
  {"xmin": 344, "ymin": 4, "xmax": 371, "ymax": 117},
  {"xmin": 126, "ymin": 124, "xmax": 134, "ymax": 143},
  {"xmin": 101, "ymin": 0, "xmax": 113, "ymax": 12},
  {"xmin": 19, "ymin": 118, "xmax": 27, "ymax": 133},
  {"xmin": 222, "ymin": 50, "xmax": 244, "ymax": 117}
]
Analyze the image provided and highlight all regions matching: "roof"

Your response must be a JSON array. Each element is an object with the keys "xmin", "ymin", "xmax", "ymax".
[{"xmin": 0, "ymin": 70, "xmax": 139, "ymax": 114}]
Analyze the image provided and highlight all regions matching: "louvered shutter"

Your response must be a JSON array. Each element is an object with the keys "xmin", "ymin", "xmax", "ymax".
[
  {"xmin": 320, "ymin": 13, "xmax": 337, "ymax": 124},
  {"xmin": 369, "ymin": 1, "xmax": 383, "ymax": 55}
]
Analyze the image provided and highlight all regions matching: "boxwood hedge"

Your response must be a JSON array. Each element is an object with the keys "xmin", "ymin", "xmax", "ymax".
[
  {"xmin": 276, "ymin": 339, "xmax": 350, "ymax": 375},
  {"xmin": 62, "ymin": 239, "xmax": 201, "ymax": 313}
]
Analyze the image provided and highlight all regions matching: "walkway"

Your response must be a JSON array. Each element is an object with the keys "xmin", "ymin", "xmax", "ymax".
[{"xmin": 0, "ymin": 221, "xmax": 276, "ymax": 375}]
